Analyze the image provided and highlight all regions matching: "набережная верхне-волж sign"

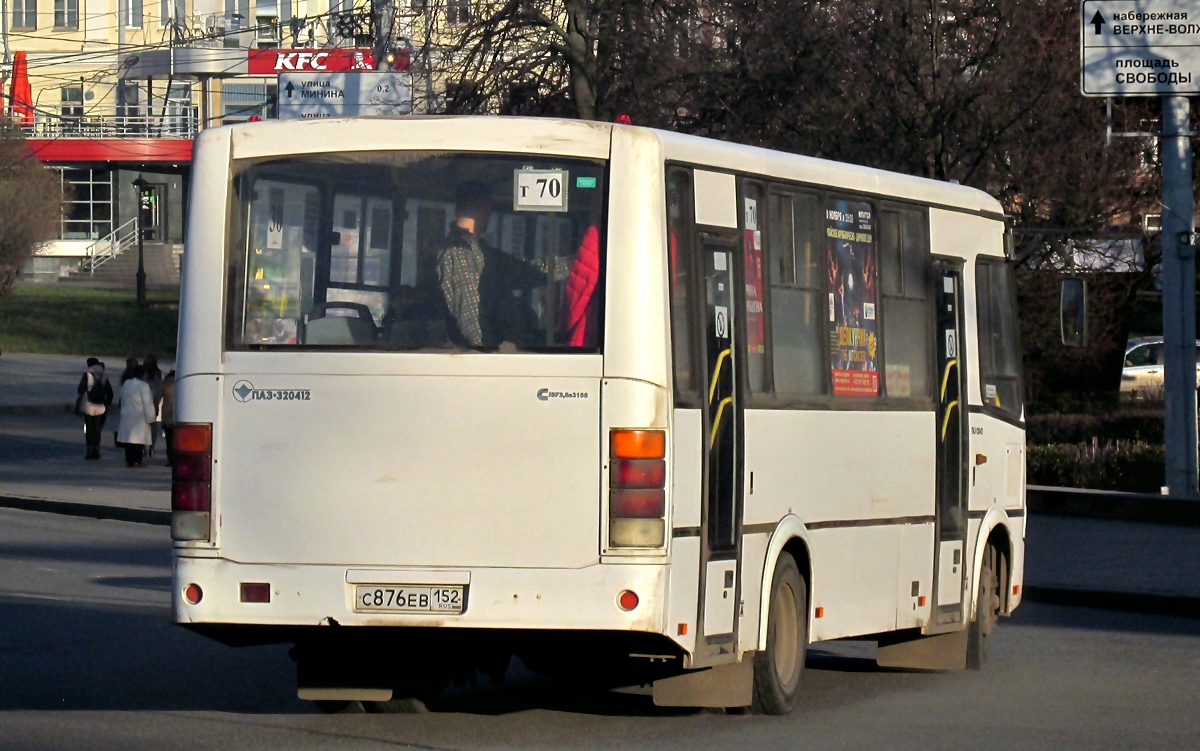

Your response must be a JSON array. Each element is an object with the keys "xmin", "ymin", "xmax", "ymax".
[{"xmin": 1082, "ymin": 1, "xmax": 1200, "ymax": 95}]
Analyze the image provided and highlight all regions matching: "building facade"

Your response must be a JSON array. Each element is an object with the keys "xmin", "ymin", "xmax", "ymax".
[{"xmin": 2, "ymin": 0, "xmax": 380, "ymax": 277}]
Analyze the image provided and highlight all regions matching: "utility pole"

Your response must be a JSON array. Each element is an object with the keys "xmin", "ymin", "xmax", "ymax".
[
  {"xmin": 423, "ymin": 0, "xmax": 434, "ymax": 112},
  {"xmin": 2, "ymin": 0, "xmax": 12, "ymax": 69},
  {"xmin": 372, "ymin": 0, "xmax": 396, "ymax": 71},
  {"xmin": 1160, "ymin": 96, "xmax": 1199, "ymax": 498}
]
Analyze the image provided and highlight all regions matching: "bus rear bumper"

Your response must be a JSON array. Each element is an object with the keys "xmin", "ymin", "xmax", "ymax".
[{"xmin": 172, "ymin": 555, "xmax": 669, "ymax": 636}]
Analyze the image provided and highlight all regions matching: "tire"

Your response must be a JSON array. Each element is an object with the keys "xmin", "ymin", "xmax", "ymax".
[
  {"xmin": 967, "ymin": 544, "xmax": 1001, "ymax": 671},
  {"xmin": 314, "ymin": 700, "xmax": 364, "ymax": 714},
  {"xmin": 751, "ymin": 553, "xmax": 807, "ymax": 715},
  {"xmin": 364, "ymin": 697, "xmax": 430, "ymax": 714}
]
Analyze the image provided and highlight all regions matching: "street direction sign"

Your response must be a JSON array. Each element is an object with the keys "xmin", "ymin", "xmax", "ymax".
[
  {"xmin": 277, "ymin": 72, "xmax": 413, "ymax": 119},
  {"xmin": 1081, "ymin": 1, "xmax": 1200, "ymax": 95}
]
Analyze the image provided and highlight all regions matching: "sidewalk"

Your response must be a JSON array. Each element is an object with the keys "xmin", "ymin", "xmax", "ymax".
[
  {"xmin": 1, "ymin": 353, "xmax": 173, "ymax": 521},
  {"xmin": 0, "ymin": 352, "xmax": 175, "ymax": 413}
]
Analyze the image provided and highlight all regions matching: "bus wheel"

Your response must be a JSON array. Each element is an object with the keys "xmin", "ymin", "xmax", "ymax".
[
  {"xmin": 751, "ymin": 553, "xmax": 807, "ymax": 715},
  {"xmin": 967, "ymin": 544, "xmax": 1001, "ymax": 670},
  {"xmin": 314, "ymin": 700, "xmax": 364, "ymax": 714},
  {"xmin": 363, "ymin": 697, "xmax": 430, "ymax": 714}
]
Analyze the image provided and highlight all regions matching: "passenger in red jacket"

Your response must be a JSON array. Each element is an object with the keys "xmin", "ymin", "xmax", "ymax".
[{"xmin": 560, "ymin": 225, "xmax": 601, "ymax": 348}]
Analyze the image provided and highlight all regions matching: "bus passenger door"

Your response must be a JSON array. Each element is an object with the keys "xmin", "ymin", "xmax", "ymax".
[
  {"xmin": 932, "ymin": 260, "xmax": 968, "ymax": 629},
  {"xmin": 694, "ymin": 233, "xmax": 743, "ymax": 665}
]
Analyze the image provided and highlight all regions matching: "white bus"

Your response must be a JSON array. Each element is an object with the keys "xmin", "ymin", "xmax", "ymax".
[{"xmin": 172, "ymin": 117, "xmax": 1026, "ymax": 714}]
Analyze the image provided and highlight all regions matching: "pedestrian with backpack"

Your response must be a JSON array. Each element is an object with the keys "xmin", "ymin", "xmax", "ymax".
[{"xmin": 76, "ymin": 358, "xmax": 114, "ymax": 460}]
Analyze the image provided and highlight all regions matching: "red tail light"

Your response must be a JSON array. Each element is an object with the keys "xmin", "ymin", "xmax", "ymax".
[
  {"xmin": 611, "ymin": 458, "xmax": 666, "ymax": 488},
  {"xmin": 610, "ymin": 489, "xmax": 665, "ymax": 518},
  {"xmin": 172, "ymin": 483, "xmax": 211, "ymax": 511},
  {"xmin": 171, "ymin": 423, "xmax": 213, "ymax": 541},
  {"xmin": 173, "ymin": 453, "xmax": 211, "ymax": 482},
  {"xmin": 609, "ymin": 430, "xmax": 667, "ymax": 548}
]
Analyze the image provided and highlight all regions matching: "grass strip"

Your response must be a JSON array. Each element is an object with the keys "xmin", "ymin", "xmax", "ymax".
[{"xmin": 0, "ymin": 284, "xmax": 178, "ymax": 356}]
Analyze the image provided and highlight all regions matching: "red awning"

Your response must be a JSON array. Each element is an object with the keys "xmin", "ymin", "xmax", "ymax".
[
  {"xmin": 8, "ymin": 51, "xmax": 34, "ymax": 125},
  {"xmin": 24, "ymin": 139, "xmax": 194, "ymax": 164}
]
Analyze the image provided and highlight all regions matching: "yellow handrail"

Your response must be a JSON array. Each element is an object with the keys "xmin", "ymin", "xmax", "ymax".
[
  {"xmin": 939, "ymin": 358, "xmax": 958, "ymax": 402},
  {"xmin": 710, "ymin": 396, "xmax": 734, "ymax": 448},
  {"xmin": 708, "ymin": 348, "xmax": 732, "ymax": 404}
]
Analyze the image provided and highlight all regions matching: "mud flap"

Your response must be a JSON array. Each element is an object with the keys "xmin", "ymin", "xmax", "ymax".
[
  {"xmin": 652, "ymin": 659, "xmax": 754, "ymax": 708},
  {"xmin": 876, "ymin": 629, "xmax": 967, "ymax": 670}
]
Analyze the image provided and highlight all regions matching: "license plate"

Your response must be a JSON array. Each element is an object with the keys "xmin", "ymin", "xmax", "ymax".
[{"xmin": 354, "ymin": 585, "xmax": 465, "ymax": 614}]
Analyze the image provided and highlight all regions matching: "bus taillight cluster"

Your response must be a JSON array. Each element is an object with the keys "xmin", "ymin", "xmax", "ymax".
[
  {"xmin": 171, "ymin": 423, "xmax": 213, "ymax": 542},
  {"xmin": 609, "ymin": 429, "xmax": 667, "ymax": 548}
]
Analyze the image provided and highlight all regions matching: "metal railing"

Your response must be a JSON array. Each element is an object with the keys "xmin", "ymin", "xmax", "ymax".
[
  {"xmin": 84, "ymin": 217, "xmax": 139, "ymax": 274},
  {"xmin": 23, "ymin": 111, "xmax": 199, "ymax": 140}
]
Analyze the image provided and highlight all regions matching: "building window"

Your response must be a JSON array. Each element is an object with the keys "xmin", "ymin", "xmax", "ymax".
[
  {"xmin": 60, "ymin": 87, "xmax": 84, "ymax": 119},
  {"xmin": 56, "ymin": 0, "xmax": 77, "ymax": 28},
  {"xmin": 222, "ymin": 83, "xmax": 269, "ymax": 123},
  {"xmin": 53, "ymin": 168, "xmax": 114, "ymax": 241},
  {"xmin": 12, "ymin": 0, "xmax": 37, "ymax": 30},
  {"xmin": 119, "ymin": 82, "xmax": 141, "ymax": 119},
  {"xmin": 256, "ymin": 15, "xmax": 281, "ymax": 44},
  {"xmin": 55, "ymin": 0, "xmax": 77, "ymax": 28},
  {"xmin": 446, "ymin": 0, "xmax": 470, "ymax": 25},
  {"xmin": 127, "ymin": 0, "xmax": 143, "ymax": 27}
]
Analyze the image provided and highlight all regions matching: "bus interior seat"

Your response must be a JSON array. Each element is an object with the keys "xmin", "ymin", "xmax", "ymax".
[{"xmin": 304, "ymin": 302, "xmax": 378, "ymax": 345}]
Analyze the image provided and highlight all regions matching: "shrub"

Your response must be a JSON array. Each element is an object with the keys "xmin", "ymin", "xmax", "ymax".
[
  {"xmin": 1027, "ymin": 440, "xmax": 1164, "ymax": 493},
  {"xmin": 1027, "ymin": 409, "xmax": 1165, "ymax": 445}
]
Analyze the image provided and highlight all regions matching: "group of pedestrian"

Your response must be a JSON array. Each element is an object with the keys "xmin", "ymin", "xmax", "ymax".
[{"xmin": 77, "ymin": 354, "xmax": 175, "ymax": 467}]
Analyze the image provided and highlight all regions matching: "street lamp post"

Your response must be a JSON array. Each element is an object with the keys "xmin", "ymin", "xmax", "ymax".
[{"xmin": 132, "ymin": 174, "xmax": 149, "ymax": 306}]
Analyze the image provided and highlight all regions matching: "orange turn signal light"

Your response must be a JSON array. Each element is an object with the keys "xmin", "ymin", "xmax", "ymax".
[
  {"xmin": 814, "ymin": 607, "xmax": 824, "ymax": 618},
  {"xmin": 611, "ymin": 430, "xmax": 666, "ymax": 459}
]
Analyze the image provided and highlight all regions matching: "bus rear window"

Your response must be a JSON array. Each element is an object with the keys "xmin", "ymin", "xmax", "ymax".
[{"xmin": 227, "ymin": 152, "xmax": 606, "ymax": 352}]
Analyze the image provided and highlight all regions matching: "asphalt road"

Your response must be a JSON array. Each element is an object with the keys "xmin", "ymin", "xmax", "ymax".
[{"xmin": 2, "ymin": 507, "xmax": 1199, "ymax": 751}]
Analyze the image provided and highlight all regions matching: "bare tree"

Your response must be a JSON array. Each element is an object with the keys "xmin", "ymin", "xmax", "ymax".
[
  {"xmin": 0, "ymin": 121, "xmax": 63, "ymax": 295},
  {"xmin": 443, "ymin": 0, "xmax": 711, "ymax": 120}
]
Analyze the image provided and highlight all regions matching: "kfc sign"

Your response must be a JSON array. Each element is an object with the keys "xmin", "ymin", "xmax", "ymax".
[{"xmin": 248, "ymin": 49, "xmax": 375, "ymax": 74}]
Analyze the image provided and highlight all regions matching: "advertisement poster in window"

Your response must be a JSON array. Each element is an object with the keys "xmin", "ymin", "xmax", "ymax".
[
  {"xmin": 743, "ymin": 198, "xmax": 765, "ymax": 354},
  {"xmin": 826, "ymin": 199, "xmax": 879, "ymax": 396}
]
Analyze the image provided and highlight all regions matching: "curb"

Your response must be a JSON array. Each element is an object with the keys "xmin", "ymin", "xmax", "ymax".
[
  {"xmin": 1023, "ymin": 584, "xmax": 1200, "ymax": 618},
  {"xmin": 0, "ymin": 494, "xmax": 169, "ymax": 526},
  {"xmin": 1027, "ymin": 485, "xmax": 1200, "ymax": 527},
  {"xmin": 0, "ymin": 404, "xmax": 75, "ymax": 416}
]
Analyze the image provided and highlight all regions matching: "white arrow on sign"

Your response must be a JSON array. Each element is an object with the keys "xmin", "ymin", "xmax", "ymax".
[{"xmin": 276, "ymin": 72, "xmax": 413, "ymax": 119}]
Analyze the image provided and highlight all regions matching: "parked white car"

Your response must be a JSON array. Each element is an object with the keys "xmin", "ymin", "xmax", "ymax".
[{"xmin": 1121, "ymin": 337, "xmax": 1200, "ymax": 398}]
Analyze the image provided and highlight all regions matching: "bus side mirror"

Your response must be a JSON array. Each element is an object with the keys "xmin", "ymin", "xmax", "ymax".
[{"xmin": 1060, "ymin": 277, "xmax": 1087, "ymax": 348}]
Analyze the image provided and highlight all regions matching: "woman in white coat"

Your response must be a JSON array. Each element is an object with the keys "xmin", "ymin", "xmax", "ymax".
[{"xmin": 117, "ymin": 365, "xmax": 157, "ymax": 467}]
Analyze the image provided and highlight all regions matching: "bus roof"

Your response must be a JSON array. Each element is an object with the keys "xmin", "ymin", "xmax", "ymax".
[{"xmin": 218, "ymin": 115, "xmax": 1003, "ymax": 217}]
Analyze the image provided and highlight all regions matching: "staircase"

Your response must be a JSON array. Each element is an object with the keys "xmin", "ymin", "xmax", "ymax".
[{"xmin": 61, "ymin": 219, "xmax": 182, "ymax": 289}]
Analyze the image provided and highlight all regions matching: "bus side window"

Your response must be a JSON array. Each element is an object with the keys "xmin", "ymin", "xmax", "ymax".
[
  {"xmin": 976, "ymin": 259, "xmax": 1023, "ymax": 415},
  {"xmin": 767, "ymin": 191, "xmax": 825, "ymax": 397},
  {"xmin": 879, "ymin": 208, "xmax": 931, "ymax": 401},
  {"xmin": 667, "ymin": 168, "xmax": 699, "ymax": 403},
  {"xmin": 741, "ymin": 181, "xmax": 768, "ymax": 394}
]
